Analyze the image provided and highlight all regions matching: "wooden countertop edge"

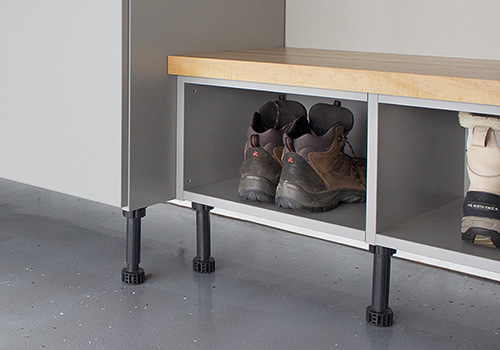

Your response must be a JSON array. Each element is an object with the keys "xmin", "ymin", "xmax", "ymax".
[{"xmin": 168, "ymin": 55, "xmax": 500, "ymax": 107}]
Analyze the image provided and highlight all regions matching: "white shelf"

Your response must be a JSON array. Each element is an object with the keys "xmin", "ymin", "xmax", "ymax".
[
  {"xmin": 377, "ymin": 199, "xmax": 500, "ymax": 279},
  {"xmin": 185, "ymin": 177, "xmax": 366, "ymax": 234}
]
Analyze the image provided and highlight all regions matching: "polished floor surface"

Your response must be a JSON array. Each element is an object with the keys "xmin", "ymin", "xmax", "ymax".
[{"xmin": 0, "ymin": 178, "xmax": 498, "ymax": 350}]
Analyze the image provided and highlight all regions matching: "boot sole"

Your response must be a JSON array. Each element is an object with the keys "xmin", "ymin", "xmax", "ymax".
[
  {"xmin": 238, "ymin": 175, "xmax": 276, "ymax": 203},
  {"xmin": 275, "ymin": 180, "xmax": 365, "ymax": 212},
  {"xmin": 461, "ymin": 216, "xmax": 500, "ymax": 248}
]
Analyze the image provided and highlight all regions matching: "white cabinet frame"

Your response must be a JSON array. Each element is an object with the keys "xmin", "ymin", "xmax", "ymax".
[{"xmin": 175, "ymin": 76, "xmax": 500, "ymax": 281}]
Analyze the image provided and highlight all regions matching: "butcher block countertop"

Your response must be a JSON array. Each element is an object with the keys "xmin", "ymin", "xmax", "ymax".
[{"xmin": 168, "ymin": 47, "xmax": 500, "ymax": 106}]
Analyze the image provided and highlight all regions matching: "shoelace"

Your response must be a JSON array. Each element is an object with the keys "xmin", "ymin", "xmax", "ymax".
[
  {"xmin": 272, "ymin": 100, "xmax": 295, "ymax": 133},
  {"xmin": 273, "ymin": 100, "xmax": 281, "ymax": 129},
  {"xmin": 341, "ymin": 135, "xmax": 366, "ymax": 190}
]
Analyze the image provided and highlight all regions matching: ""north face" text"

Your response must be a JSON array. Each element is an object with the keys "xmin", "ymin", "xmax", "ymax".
[{"xmin": 467, "ymin": 202, "xmax": 499, "ymax": 212}]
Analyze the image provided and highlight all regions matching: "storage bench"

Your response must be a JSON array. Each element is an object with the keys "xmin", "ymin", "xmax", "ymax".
[{"xmin": 167, "ymin": 47, "xmax": 500, "ymax": 326}]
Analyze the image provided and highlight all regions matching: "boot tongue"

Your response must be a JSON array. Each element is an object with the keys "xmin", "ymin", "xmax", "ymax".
[
  {"xmin": 258, "ymin": 99, "xmax": 307, "ymax": 130},
  {"xmin": 309, "ymin": 102, "xmax": 354, "ymax": 136}
]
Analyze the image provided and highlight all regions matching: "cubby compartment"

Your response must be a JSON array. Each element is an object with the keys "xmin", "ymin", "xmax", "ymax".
[
  {"xmin": 179, "ymin": 82, "xmax": 369, "ymax": 243},
  {"xmin": 375, "ymin": 103, "xmax": 500, "ymax": 275}
]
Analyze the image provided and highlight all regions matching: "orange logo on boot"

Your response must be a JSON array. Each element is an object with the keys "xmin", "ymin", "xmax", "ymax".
[
  {"xmin": 288, "ymin": 157, "xmax": 294, "ymax": 163},
  {"xmin": 253, "ymin": 151, "xmax": 260, "ymax": 157}
]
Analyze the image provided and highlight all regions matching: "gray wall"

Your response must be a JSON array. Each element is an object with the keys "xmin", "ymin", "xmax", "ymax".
[
  {"xmin": 286, "ymin": 0, "xmax": 500, "ymax": 60},
  {"xmin": 0, "ymin": 1, "xmax": 124, "ymax": 206}
]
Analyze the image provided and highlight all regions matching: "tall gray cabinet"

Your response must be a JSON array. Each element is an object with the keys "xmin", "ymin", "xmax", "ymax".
[{"xmin": 0, "ymin": 0, "xmax": 285, "ymax": 283}]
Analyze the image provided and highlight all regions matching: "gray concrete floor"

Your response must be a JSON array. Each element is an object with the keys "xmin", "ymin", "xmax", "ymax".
[{"xmin": 0, "ymin": 178, "xmax": 498, "ymax": 350}]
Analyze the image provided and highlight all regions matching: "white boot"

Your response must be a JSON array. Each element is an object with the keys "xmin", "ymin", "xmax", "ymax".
[{"xmin": 459, "ymin": 112, "xmax": 500, "ymax": 248}]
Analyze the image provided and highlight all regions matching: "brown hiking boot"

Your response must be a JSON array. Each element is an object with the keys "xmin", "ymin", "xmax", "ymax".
[
  {"xmin": 275, "ymin": 101, "xmax": 366, "ymax": 212},
  {"xmin": 238, "ymin": 97, "xmax": 307, "ymax": 203}
]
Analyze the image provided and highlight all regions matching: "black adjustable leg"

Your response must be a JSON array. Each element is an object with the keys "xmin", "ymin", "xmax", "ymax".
[
  {"xmin": 121, "ymin": 208, "xmax": 146, "ymax": 285},
  {"xmin": 192, "ymin": 203, "xmax": 215, "ymax": 274},
  {"xmin": 366, "ymin": 245, "xmax": 396, "ymax": 327}
]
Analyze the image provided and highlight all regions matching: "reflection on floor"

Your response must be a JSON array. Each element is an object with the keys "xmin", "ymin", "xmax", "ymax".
[{"xmin": 0, "ymin": 178, "xmax": 498, "ymax": 350}]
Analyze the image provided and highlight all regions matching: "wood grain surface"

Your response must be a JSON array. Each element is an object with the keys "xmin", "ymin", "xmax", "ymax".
[{"xmin": 168, "ymin": 47, "xmax": 500, "ymax": 106}]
